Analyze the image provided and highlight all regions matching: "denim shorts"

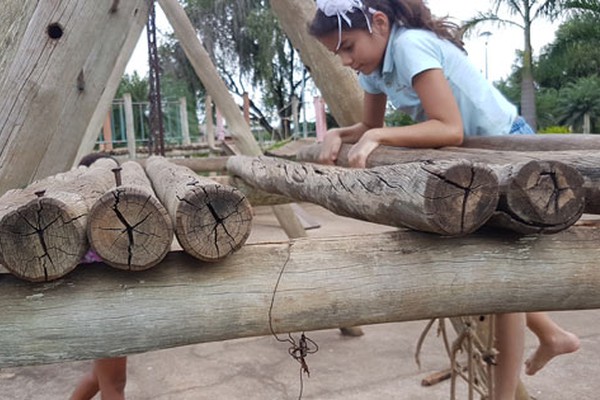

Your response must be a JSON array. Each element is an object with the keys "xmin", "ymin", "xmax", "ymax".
[{"xmin": 509, "ymin": 116, "xmax": 535, "ymax": 135}]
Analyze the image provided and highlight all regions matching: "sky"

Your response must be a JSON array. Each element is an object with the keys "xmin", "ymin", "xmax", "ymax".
[{"xmin": 125, "ymin": 1, "xmax": 560, "ymax": 95}]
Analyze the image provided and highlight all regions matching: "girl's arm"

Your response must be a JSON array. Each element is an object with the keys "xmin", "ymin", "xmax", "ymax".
[
  {"xmin": 348, "ymin": 68, "xmax": 464, "ymax": 167},
  {"xmin": 318, "ymin": 92, "xmax": 387, "ymax": 164}
]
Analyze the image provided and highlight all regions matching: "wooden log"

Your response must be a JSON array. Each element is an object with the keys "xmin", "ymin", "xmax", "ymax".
[
  {"xmin": 0, "ymin": 0, "xmax": 149, "ymax": 195},
  {"xmin": 0, "ymin": 191, "xmax": 88, "ymax": 282},
  {"xmin": 1, "ymin": 225, "xmax": 600, "ymax": 367},
  {"xmin": 488, "ymin": 160, "xmax": 584, "ymax": 234},
  {"xmin": 87, "ymin": 161, "xmax": 173, "ymax": 271},
  {"xmin": 227, "ymin": 155, "xmax": 499, "ymax": 236},
  {"xmin": 0, "ymin": 158, "xmax": 118, "ymax": 281},
  {"xmin": 297, "ymin": 144, "xmax": 587, "ymax": 233},
  {"xmin": 144, "ymin": 156, "xmax": 252, "ymax": 261},
  {"xmin": 461, "ymin": 134, "xmax": 600, "ymax": 152}
]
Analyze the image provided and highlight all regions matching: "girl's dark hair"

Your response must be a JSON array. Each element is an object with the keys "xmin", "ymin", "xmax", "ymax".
[
  {"xmin": 308, "ymin": 0, "xmax": 465, "ymax": 51},
  {"xmin": 78, "ymin": 152, "xmax": 119, "ymax": 167}
]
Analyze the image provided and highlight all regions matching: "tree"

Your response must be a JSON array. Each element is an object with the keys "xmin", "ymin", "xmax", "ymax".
[
  {"xmin": 180, "ymin": 0, "xmax": 307, "ymax": 141},
  {"xmin": 536, "ymin": 13, "xmax": 600, "ymax": 89},
  {"xmin": 557, "ymin": 76, "xmax": 600, "ymax": 133},
  {"xmin": 461, "ymin": 1, "xmax": 566, "ymax": 130}
]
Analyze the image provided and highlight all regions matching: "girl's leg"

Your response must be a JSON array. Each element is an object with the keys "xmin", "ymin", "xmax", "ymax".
[
  {"xmin": 494, "ymin": 312, "xmax": 525, "ymax": 400},
  {"xmin": 70, "ymin": 369, "xmax": 99, "ymax": 400},
  {"xmin": 525, "ymin": 312, "xmax": 580, "ymax": 375},
  {"xmin": 94, "ymin": 357, "xmax": 127, "ymax": 400}
]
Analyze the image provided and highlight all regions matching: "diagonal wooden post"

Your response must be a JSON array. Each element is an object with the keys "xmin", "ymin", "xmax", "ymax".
[{"xmin": 158, "ymin": 0, "xmax": 305, "ymax": 239}]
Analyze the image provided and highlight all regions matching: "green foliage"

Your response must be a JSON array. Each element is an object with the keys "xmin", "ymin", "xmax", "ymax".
[
  {"xmin": 116, "ymin": 72, "xmax": 149, "ymax": 102},
  {"xmin": 537, "ymin": 126, "xmax": 571, "ymax": 134},
  {"xmin": 557, "ymin": 75, "xmax": 600, "ymax": 132},
  {"xmin": 536, "ymin": 13, "xmax": 600, "ymax": 89}
]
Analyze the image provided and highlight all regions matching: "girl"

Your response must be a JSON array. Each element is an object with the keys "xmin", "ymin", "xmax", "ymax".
[{"xmin": 308, "ymin": 0, "xmax": 578, "ymax": 398}]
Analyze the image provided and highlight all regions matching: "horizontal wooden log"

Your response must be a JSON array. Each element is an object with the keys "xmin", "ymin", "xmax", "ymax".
[
  {"xmin": 136, "ymin": 156, "xmax": 230, "ymax": 174},
  {"xmin": 227, "ymin": 155, "xmax": 499, "ymax": 236},
  {"xmin": 87, "ymin": 161, "xmax": 173, "ymax": 271},
  {"xmin": 1, "ymin": 224, "xmax": 600, "ymax": 367},
  {"xmin": 145, "ymin": 156, "xmax": 252, "ymax": 261},
  {"xmin": 297, "ymin": 144, "xmax": 591, "ymax": 224},
  {"xmin": 462, "ymin": 134, "xmax": 600, "ymax": 151}
]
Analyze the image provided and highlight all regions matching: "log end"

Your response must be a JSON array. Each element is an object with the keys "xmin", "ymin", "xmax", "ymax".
[
  {"xmin": 175, "ymin": 184, "xmax": 253, "ymax": 262},
  {"xmin": 0, "ymin": 195, "xmax": 88, "ymax": 282},
  {"xmin": 504, "ymin": 160, "xmax": 585, "ymax": 228},
  {"xmin": 423, "ymin": 161, "xmax": 499, "ymax": 236},
  {"xmin": 88, "ymin": 187, "xmax": 174, "ymax": 271}
]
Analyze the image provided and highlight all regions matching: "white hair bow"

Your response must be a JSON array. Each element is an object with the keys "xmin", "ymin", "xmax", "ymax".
[{"xmin": 316, "ymin": 0, "xmax": 374, "ymax": 51}]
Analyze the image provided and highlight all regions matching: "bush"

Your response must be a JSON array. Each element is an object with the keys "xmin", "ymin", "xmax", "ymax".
[{"xmin": 538, "ymin": 126, "xmax": 571, "ymax": 134}]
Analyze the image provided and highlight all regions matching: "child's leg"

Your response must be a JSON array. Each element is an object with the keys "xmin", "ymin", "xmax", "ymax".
[
  {"xmin": 525, "ymin": 312, "xmax": 580, "ymax": 375},
  {"xmin": 94, "ymin": 357, "xmax": 127, "ymax": 400},
  {"xmin": 494, "ymin": 313, "xmax": 525, "ymax": 400},
  {"xmin": 70, "ymin": 369, "xmax": 99, "ymax": 400}
]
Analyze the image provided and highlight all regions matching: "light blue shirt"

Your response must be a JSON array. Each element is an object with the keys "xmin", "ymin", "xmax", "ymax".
[{"xmin": 358, "ymin": 26, "xmax": 517, "ymax": 136}]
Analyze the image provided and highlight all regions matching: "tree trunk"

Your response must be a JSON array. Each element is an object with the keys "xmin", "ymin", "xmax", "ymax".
[
  {"xmin": 227, "ymin": 155, "xmax": 499, "ymax": 236},
  {"xmin": 144, "ymin": 156, "xmax": 252, "ymax": 262},
  {"xmin": 296, "ymin": 144, "xmax": 585, "ymax": 234},
  {"xmin": 0, "ymin": 158, "xmax": 118, "ymax": 282},
  {"xmin": 521, "ymin": 18, "xmax": 537, "ymax": 129},
  {"xmin": 1, "ymin": 225, "xmax": 600, "ymax": 367},
  {"xmin": 0, "ymin": 0, "xmax": 149, "ymax": 195},
  {"xmin": 270, "ymin": 0, "xmax": 363, "ymax": 127},
  {"xmin": 87, "ymin": 161, "xmax": 173, "ymax": 271}
]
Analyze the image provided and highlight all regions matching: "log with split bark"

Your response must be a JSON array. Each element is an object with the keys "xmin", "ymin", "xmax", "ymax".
[
  {"xmin": 87, "ymin": 161, "xmax": 173, "ymax": 271},
  {"xmin": 144, "ymin": 156, "xmax": 252, "ymax": 261},
  {"xmin": 297, "ymin": 144, "xmax": 586, "ymax": 234},
  {"xmin": 1, "ymin": 224, "xmax": 599, "ymax": 367},
  {"xmin": 0, "ymin": 158, "xmax": 118, "ymax": 282},
  {"xmin": 227, "ymin": 155, "xmax": 499, "ymax": 236}
]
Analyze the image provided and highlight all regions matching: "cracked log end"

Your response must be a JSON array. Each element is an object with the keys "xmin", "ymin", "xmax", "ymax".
[
  {"xmin": 88, "ymin": 187, "xmax": 174, "ymax": 271},
  {"xmin": 505, "ymin": 160, "xmax": 585, "ymax": 228},
  {"xmin": 423, "ymin": 161, "xmax": 499, "ymax": 236},
  {"xmin": 175, "ymin": 184, "xmax": 253, "ymax": 262},
  {"xmin": 0, "ymin": 195, "xmax": 87, "ymax": 282}
]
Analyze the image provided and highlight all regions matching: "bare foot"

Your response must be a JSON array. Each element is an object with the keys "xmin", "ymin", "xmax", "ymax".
[{"xmin": 525, "ymin": 331, "xmax": 580, "ymax": 375}]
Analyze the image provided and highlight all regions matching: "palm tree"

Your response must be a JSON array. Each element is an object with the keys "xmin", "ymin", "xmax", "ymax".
[
  {"xmin": 557, "ymin": 76, "xmax": 600, "ymax": 133},
  {"xmin": 461, "ymin": 1, "xmax": 566, "ymax": 130}
]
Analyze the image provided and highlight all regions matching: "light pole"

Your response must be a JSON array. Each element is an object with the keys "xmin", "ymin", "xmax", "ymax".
[{"xmin": 480, "ymin": 31, "xmax": 492, "ymax": 80}]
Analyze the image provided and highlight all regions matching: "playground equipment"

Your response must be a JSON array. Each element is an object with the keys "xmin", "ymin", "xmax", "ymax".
[{"xmin": 1, "ymin": 2, "xmax": 600, "ymax": 400}]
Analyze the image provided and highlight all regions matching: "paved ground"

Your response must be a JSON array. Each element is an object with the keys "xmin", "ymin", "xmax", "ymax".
[{"xmin": 1, "ymin": 203, "xmax": 599, "ymax": 399}]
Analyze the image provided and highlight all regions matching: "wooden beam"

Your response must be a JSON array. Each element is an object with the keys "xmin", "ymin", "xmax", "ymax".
[
  {"xmin": 144, "ymin": 156, "xmax": 252, "ymax": 261},
  {"xmin": 1, "ymin": 225, "xmax": 600, "ymax": 367},
  {"xmin": 461, "ymin": 134, "xmax": 600, "ymax": 151},
  {"xmin": 0, "ymin": 0, "xmax": 150, "ymax": 195},
  {"xmin": 227, "ymin": 155, "xmax": 499, "ymax": 236}
]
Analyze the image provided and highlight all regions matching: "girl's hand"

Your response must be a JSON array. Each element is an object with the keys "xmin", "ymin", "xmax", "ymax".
[
  {"xmin": 348, "ymin": 130, "xmax": 380, "ymax": 168},
  {"xmin": 319, "ymin": 129, "xmax": 343, "ymax": 165}
]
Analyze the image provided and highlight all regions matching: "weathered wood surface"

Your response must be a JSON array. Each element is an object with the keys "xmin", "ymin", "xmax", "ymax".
[
  {"xmin": 137, "ymin": 156, "xmax": 230, "ymax": 174},
  {"xmin": 487, "ymin": 160, "xmax": 584, "ymax": 234},
  {"xmin": 227, "ymin": 156, "xmax": 499, "ymax": 236},
  {"xmin": 1, "ymin": 224, "xmax": 600, "ymax": 367},
  {"xmin": 461, "ymin": 134, "xmax": 600, "ymax": 152},
  {"xmin": 145, "ymin": 156, "xmax": 252, "ymax": 261},
  {"xmin": 0, "ymin": 158, "xmax": 118, "ymax": 281},
  {"xmin": 88, "ymin": 161, "xmax": 173, "ymax": 271},
  {"xmin": 0, "ymin": 0, "xmax": 149, "ymax": 195},
  {"xmin": 75, "ymin": 0, "xmax": 149, "ymax": 161},
  {"xmin": 297, "ymin": 144, "xmax": 600, "ymax": 223}
]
